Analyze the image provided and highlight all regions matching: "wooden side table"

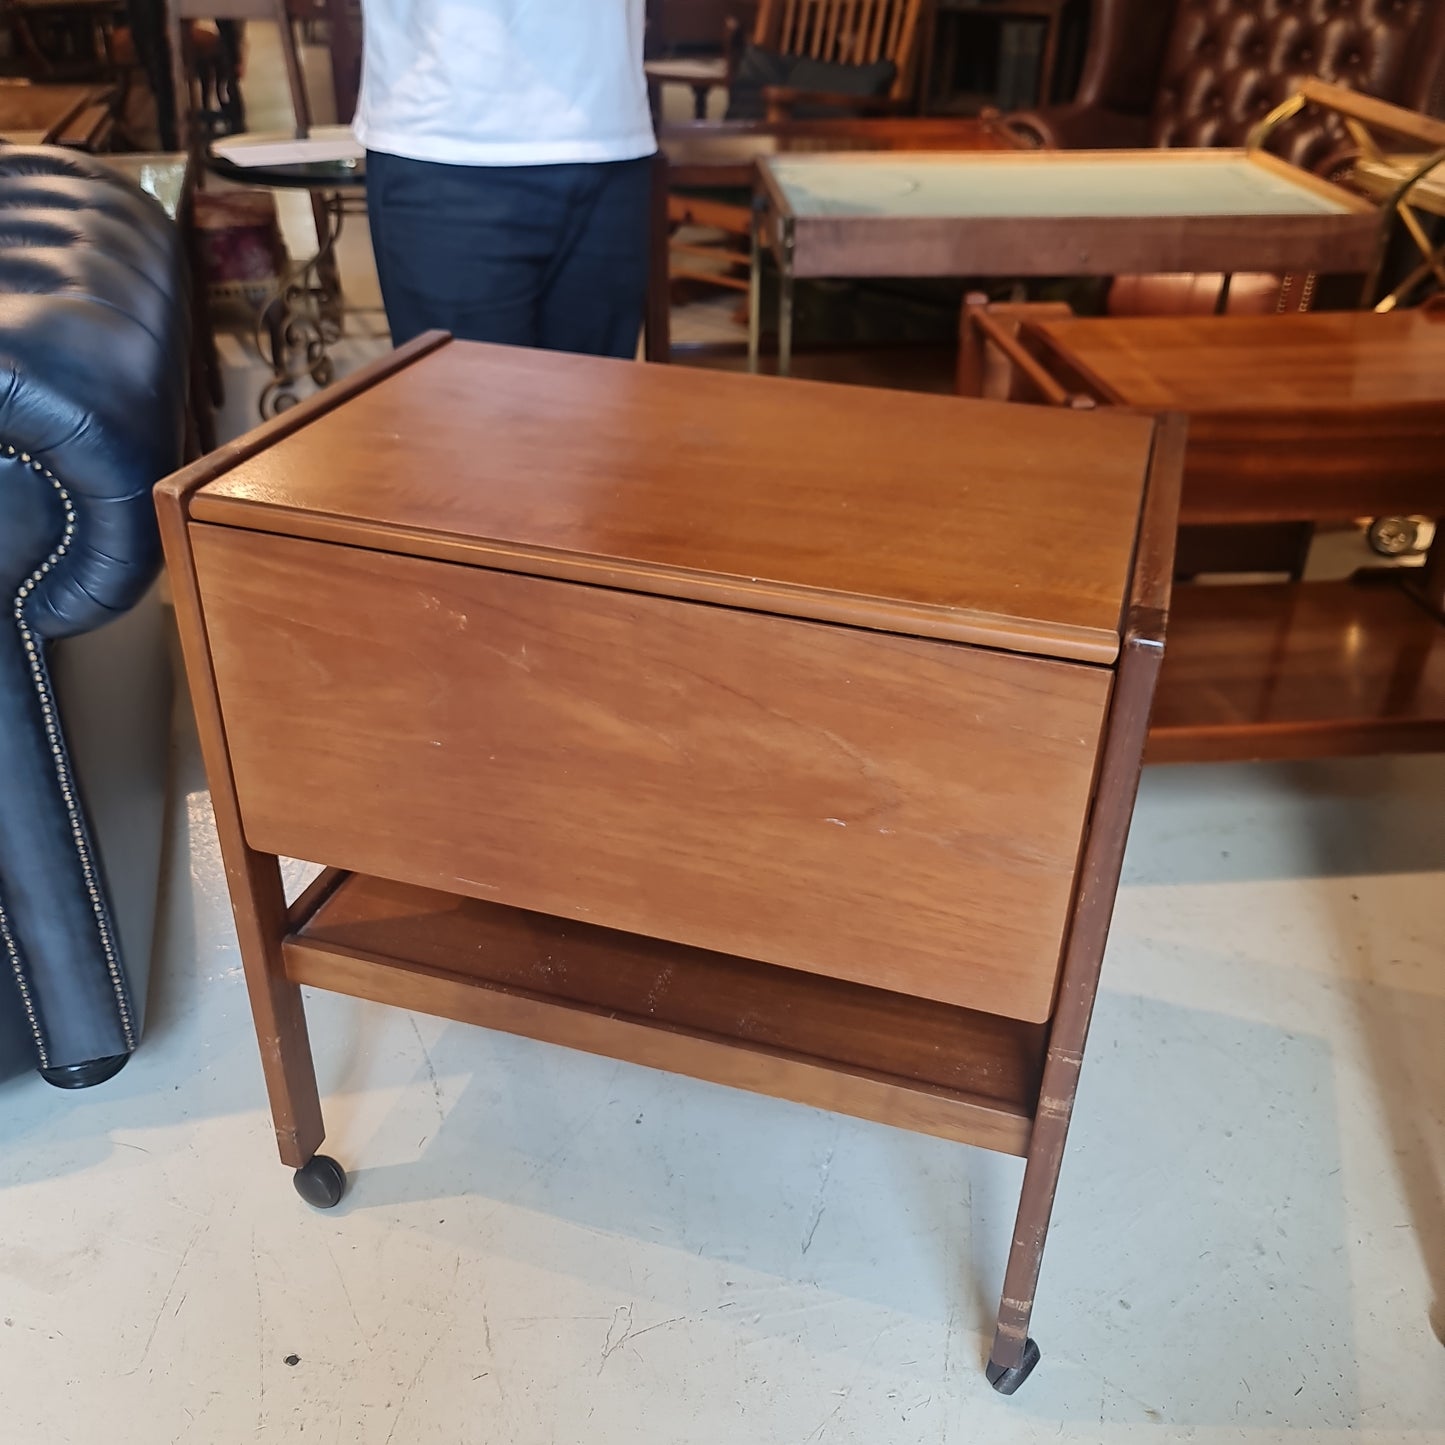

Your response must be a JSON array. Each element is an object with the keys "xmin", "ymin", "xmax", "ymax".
[
  {"xmin": 961, "ymin": 302, "xmax": 1445, "ymax": 763},
  {"xmin": 157, "ymin": 336, "xmax": 1181, "ymax": 1394}
]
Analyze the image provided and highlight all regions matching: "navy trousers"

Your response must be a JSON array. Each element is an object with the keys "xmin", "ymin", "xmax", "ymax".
[{"xmin": 366, "ymin": 150, "xmax": 654, "ymax": 358}]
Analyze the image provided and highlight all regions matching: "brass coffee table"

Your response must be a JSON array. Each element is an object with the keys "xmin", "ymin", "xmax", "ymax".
[{"xmin": 751, "ymin": 147, "xmax": 1380, "ymax": 374}]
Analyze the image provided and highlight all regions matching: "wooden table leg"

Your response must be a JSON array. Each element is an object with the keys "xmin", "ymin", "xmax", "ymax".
[
  {"xmin": 645, "ymin": 151, "xmax": 672, "ymax": 363},
  {"xmin": 987, "ymin": 415, "xmax": 1181, "ymax": 1393},
  {"xmin": 157, "ymin": 488, "xmax": 327, "ymax": 1177}
]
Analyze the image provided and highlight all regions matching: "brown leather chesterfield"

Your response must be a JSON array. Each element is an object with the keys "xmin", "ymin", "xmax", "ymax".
[{"xmin": 1008, "ymin": 0, "xmax": 1445, "ymax": 169}]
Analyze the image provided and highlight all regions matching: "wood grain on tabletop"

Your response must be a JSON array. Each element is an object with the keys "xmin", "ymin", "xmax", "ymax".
[
  {"xmin": 190, "ymin": 340, "xmax": 1156, "ymax": 664},
  {"xmin": 1026, "ymin": 309, "xmax": 1445, "ymax": 525},
  {"xmin": 193, "ymin": 524, "xmax": 1111, "ymax": 1023}
]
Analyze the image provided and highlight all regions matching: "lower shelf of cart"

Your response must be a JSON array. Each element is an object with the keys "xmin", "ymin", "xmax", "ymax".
[{"xmin": 284, "ymin": 871, "xmax": 1046, "ymax": 1156}]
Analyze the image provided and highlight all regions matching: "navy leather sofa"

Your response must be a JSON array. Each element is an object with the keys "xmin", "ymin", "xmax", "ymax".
[{"xmin": 0, "ymin": 146, "xmax": 188, "ymax": 1087}]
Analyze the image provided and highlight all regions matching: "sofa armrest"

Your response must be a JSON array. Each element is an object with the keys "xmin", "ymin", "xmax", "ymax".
[
  {"xmin": 1002, "ymin": 104, "xmax": 1152, "ymax": 151},
  {"xmin": 0, "ymin": 147, "xmax": 188, "ymax": 1078}
]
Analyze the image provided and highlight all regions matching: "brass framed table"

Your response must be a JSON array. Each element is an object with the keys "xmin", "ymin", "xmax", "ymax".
[
  {"xmin": 750, "ymin": 147, "xmax": 1381, "ymax": 373},
  {"xmin": 157, "ymin": 335, "xmax": 1181, "ymax": 1395}
]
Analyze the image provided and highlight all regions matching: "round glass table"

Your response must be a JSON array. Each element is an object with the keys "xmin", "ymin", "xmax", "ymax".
[{"xmin": 205, "ymin": 149, "xmax": 368, "ymax": 417}]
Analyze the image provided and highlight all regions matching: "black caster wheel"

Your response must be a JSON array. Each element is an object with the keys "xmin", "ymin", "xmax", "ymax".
[
  {"xmin": 987, "ymin": 1338, "xmax": 1041, "ymax": 1396},
  {"xmin": 293, "ymin": 1154, "xmax": 347, "ymax": 1209}
]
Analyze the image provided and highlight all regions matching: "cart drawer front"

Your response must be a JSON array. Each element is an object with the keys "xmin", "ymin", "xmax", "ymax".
[{"xmin": 193, "ymin": 525, "xmax": 1110, "ymax": 1022}]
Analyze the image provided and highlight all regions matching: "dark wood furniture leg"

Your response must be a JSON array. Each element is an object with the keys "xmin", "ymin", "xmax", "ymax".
[
  {"xmin": 646, "ymin": 151, "xmax": 673, "ymax": 362},
  {"xmin": 154, "ymin": 334, "xmax": 450, "ymax": 1205},
  {"xmin": 987, "ymin": 416, "xmax": 1183, "ymax": 1392}
]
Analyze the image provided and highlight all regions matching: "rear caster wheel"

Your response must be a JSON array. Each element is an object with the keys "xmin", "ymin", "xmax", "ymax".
[
  {"xmin": 293, "ymin": 1154, "xmax": 347, "ymax": 1209},
  {"xmin": 987, "ymin": 1337, "xmax": 1040, "ymax": 1395}
]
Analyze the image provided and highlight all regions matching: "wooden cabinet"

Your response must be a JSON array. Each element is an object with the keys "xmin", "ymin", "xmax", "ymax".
[{"xmin": 157, "ymin": 334, "xmax": 1181, "ymax": 1393}]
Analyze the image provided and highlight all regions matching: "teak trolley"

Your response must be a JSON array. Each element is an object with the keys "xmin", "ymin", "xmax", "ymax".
[{"xmin": 157, "ymin": 335, "xmax": 1182, "ymax": 1393}]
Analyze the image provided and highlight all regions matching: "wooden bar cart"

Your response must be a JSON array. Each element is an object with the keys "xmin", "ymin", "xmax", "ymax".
[{"xmin": 157, "ymin": 336, "xmax": 1181, "ymax": 1393}]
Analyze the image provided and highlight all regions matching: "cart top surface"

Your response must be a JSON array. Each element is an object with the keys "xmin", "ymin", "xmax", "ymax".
[{"xmin": 191, "ymin": 339, "xmax": 1162, "ymax": 664}]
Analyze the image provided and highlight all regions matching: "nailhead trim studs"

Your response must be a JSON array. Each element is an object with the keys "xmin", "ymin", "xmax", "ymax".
[{"xmin": 3, "ymin": 445, "xmax": 136, "ymax": 1062}]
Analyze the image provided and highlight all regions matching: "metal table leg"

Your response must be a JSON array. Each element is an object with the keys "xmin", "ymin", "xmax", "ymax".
[{"xmin": 256, "ymin": 189, "xmax": 348, "ymax": 418}]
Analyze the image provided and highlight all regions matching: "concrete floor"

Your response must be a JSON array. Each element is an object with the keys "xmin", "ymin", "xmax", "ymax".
[
  {"xmin": 1, "ymin": 710, "xmax": 1442, "ymax": 1443},
  {"xmin": 3, "ymin": 26, "xmax": 1444, "ymax": 1445}
]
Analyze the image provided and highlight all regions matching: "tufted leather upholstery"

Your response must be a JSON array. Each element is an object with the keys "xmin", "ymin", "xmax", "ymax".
[
  {"xmin": 1008, "ymin": 0, "xmax": 1445, "ymax": 163},
  {"xmin": 0, "ymin": 146, "xmax": 187, "ymax": 1083}
]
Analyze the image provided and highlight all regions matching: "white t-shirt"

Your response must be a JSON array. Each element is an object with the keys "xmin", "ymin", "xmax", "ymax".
[{"xmin": 355, "ymin": 0, "xmax": 655, "ymax": 167}]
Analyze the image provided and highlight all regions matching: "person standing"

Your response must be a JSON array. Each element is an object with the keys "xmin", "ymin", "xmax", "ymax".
[{"xmin": 355, "ymin": 0, "xmax": 655, "ymax": 357}]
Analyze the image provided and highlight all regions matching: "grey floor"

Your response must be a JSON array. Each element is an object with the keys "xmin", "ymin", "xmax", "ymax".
[
  {"xmin": 1, "ymin": 27, "xmax": 1443, "ymax": 1445},
  {"xmin": 2, "ymin": 709, "xmax": 1442, "ymax": 1443}
]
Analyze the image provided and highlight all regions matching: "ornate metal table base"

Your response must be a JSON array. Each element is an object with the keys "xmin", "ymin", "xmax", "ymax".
[{"xmin": 256, "ymin": 190, "xmax": 355, "ymax": 418}]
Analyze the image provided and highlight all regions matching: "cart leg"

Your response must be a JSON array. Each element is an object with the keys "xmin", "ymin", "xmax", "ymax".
[
  {"xmin": 982, "ymin": 569, "xmax": 1174, "ymax": 1392},
  {"xmin": 232, "ymin": 855, "xmax": 345, "ymax": 1207},
  {"xmin": 155, "ymin": 489, "xmax": 334, "ymax": 1199},
  {"xmin": 229, "ymin": 852, "xmax": 328, "ymax": 1173},
  {"xmin": 985, "ymin": 1087, "xmax": 1073, "ymax": 1394}
]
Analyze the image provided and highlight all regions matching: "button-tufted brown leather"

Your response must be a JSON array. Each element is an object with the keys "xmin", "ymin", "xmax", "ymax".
[
  {"xmin": 1150, "ymin": 0, "xmax": 1444, "ymax": 170},
  {"xmin": 1007, "ymin": 0, "xmax": 1445, "ymax": 160}
]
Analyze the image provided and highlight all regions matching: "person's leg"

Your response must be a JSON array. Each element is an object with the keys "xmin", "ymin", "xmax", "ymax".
[
  {"xmin": 537, "ymin": 156, "xmax": 654, "ymax": 359},
  {"xmin": 366, "ymin": 151, "xmax": 572, "ymax": 349}
]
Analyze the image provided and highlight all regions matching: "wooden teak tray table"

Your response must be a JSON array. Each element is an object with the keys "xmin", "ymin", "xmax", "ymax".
[
  {"xmin": 961, "ymin": 303, "xmax": 1445, "ymax": 763},
  {"xmin": 157, "ymin": 336, "xmax": 1182, "ymax": 1394}
]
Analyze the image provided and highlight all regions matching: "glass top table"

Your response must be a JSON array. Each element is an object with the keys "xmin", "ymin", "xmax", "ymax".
[
  {"xmin": 765, "ymin": 152, "xmax": 1357, "ymax": 221},
  {"xmin": 750, "ymin": 148, "xmax": 1383, "ymax": 374},
  {"xmin": 102, "ymin": 152, "xmax": 191, "ymax": 221}
]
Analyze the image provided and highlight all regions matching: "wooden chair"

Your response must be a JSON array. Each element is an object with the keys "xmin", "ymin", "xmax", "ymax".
[
  {"xmin": 747, "ymin": 0, "xmax": 927, "ymax": 122},
  {"xmin": 662, "ymin": 0, "xmax": 929, "ymax": 327},
  {"xmin": 651, "ymin": 0, "xmax": 925, "ymax": 124}
]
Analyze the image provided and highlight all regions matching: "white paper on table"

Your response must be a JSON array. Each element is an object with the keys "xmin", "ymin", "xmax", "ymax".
[{"xmin": 211, "ymin": 125, "xmax": 363, "ymax": 167}]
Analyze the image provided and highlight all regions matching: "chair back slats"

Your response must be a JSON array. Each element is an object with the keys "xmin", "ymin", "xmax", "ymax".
[
  {"xmin": 821, "ymin": 0, "xmax": 843, "ymax": 59},
  {"xmin": 867, "ymin": 0, "xmax": 891, "ymax": 63},
  {"xmin": 757, "ymin": 0, "xmax": 921, "ymax": 84}
]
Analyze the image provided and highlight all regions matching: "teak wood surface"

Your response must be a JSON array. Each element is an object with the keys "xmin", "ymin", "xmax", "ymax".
[
  {"xmin": 192, "ymin": 524, "xmax": 1110, "ymax": 1022},
  {"xmin": 285, "ymin": 875, "xmax": 1048, "ymax": 1155},
  {"xmin": 1024, "ymin": 309, "xmax": 1445, "ymax": 525},
  {"xmin": 757, "ymin": 148, "xmax": 1380, "ymax": 279},
  {"xmin": 992, "ymin": 307, "xmax": 1445, "ymax": 764},
  {"xmin": 156, "ymin": 334, "xmax": 1182, "ymax": 1392},
  {"xmin": 189, "ymin": 341, "xmax": 1157, "ymax": 665}
]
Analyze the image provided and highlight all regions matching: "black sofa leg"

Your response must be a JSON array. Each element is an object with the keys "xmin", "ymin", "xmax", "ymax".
[{"xmin": 40, "ymin": 1054, "xmax": 130, "ymax": 1089}]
